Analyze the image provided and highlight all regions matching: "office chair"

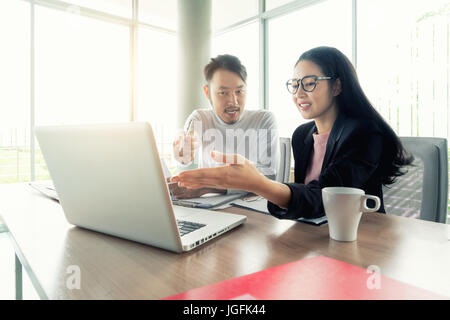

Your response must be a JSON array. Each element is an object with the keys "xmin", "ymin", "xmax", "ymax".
[
  {"xmin": 382, "ymin": 137, "xmax": 448, "ymax": 224},
  {"xmin": 276, "ymin": 137, "xmax": 292, "ymax": 183}
]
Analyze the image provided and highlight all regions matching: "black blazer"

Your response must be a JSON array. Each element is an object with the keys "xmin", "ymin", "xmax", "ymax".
[{"xmin": 268, "ymin": 113, "xmax": 386, "ymax": 220}]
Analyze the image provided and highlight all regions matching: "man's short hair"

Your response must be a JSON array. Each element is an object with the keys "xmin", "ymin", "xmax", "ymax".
[{"xmin": 203, "ymin": 54, "xmax": 247, "ymax": 84}]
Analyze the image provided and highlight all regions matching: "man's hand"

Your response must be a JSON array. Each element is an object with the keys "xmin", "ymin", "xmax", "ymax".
[{"xmin": 173, "ymin": 132, "xmax": 199, "ymax": 165}]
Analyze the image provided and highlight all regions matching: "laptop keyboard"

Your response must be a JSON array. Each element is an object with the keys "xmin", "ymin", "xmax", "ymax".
[{"xmin": 176, "ymin": 220, "xmax": 206, "ymax": 237}]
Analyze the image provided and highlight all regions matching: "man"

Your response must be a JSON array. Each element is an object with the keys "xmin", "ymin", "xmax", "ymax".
[{"xmin": 171, "ymin": 54, "xmax": 279, "ymax": 199}]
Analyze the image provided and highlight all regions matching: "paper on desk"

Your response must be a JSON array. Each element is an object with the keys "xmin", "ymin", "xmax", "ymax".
[
  {"xmin": 231, "ymin": 198, "xmax": 328, "ymax": 226},
  {"xmin": 213, "ymin": 203, "xmax": 234, "ymax": 210},
  {"xmin": 172, "ymin": 193, "xmax": 244, "ymax": 209},
  {"xmin": 231, "ymin": 198, "xmax": 270, "ymax": 214}
]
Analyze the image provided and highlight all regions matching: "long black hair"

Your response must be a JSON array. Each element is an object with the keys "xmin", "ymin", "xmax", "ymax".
[{"xmin": 296, "ymin": 46, "xmax": 413, "ymax": 185}]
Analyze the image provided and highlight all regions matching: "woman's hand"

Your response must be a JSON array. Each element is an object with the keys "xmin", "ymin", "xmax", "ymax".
[
  {"xmin": 170, "ymin": 151, "xmax": 267, "ymax": 194},
  {"xmin": 168, "ymin": 182, "xmax": 226, "ymax": 199},
  {"xmin": 171, "ymin": 151, "xmax": 292, "ymax": 209}
]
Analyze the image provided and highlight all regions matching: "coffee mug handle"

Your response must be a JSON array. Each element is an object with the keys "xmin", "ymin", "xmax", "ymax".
[{"xmin": 361, "ymin": 195, "xmax": 381, "ymax": 212}]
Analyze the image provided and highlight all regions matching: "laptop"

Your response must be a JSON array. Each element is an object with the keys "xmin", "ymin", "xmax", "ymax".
[{"xmin": 35, "ymin": 122, "xmax": 246, "ymax": 253}]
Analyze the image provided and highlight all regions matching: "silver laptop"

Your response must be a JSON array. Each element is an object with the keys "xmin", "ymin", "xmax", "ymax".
[{"xmin": 35, "ymin": 122, "xmax": 246, "ymax": 253}]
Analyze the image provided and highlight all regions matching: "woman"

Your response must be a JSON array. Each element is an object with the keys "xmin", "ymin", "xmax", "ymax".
[{"xmin": 171, "ymin": 46, "xmax": 413, "ymax": 220}]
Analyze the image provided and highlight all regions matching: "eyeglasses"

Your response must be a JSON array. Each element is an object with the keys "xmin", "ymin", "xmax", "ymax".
[{"xmin": 286, "ymin": 75, "xmax": 333, "ymax": 94}]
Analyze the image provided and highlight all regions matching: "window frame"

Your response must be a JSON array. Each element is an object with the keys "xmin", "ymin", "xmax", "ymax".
[{"xmin": 9, "ymin": 0, "xmax": 177, "ymax": 182}]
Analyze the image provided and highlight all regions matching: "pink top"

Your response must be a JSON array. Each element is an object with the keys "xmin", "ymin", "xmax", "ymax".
[{"xmin": 304, "ymin": 132, "xmax": 330, "ymax": 185}]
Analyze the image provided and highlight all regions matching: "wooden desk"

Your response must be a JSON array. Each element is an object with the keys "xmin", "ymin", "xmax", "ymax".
[{"xmin": 0, "ymin": 183, "xmax": 449, "ymax": 299}]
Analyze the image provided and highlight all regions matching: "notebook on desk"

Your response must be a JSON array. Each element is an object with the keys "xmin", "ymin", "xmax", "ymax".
[
  {"xmin": 35, "ymin": 122, "xmax": 247, "ymax": 253},
  {"xmin": 231, "ymin": 197, "xmax": 328, "ymax": 226},
  {"xmin": 172, "ymin": 192, "xmax": 245, "ymax": 209}
]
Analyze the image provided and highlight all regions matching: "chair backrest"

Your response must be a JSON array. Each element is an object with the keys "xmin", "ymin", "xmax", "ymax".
[
  {"xmin": 383, "ymin": 137, "xmax": 448, "ymax": 223},
  {"xmin": 276, "ymin": 137, "xmax": 291, "ymax": 183}
]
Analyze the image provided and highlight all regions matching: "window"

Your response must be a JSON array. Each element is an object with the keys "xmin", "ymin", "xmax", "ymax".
[
  {"xmin": 35, "ymin": 6, "xmax": 130, "ymax": 125},
  {"xmin": 212, "ymin": 0, "xmax": 258, "ymax": 30},
  {"xmin": 0, "ymin": 0, "xmax": 181, "ymax": 184},
  {"xmin": 265, "ymin": 0, "xmax": 295, "ymax": 11},
  {"xmin": 212, "ymin": 22, "xmax": 260, "ymax": 110},
  {"xmin": 34, "ymin": 5, "xmax": 130, "ymax": 179},
  {"xmin": 358, "ymin": 0, "xmax": 450, "ymax": 218},
  {"xmin": 357, "ymin": 0, "xmax": 450, "ymax": 139},
  {"xmin": 63, "ymin": 0, "xmax": 132, "ymax": 18},
  {"xmin": 0, "ymin": 0, "xmax": 30, "ymax": 184},
  {"xmin": 137, "ymin": 27, "xmax": 177, "ymax": 165},
  {"xmin": 138, "ymin": 0, "xmax": 177, "ymax": 30},
  {"xmin": 267, "ymin": 0, "xmax": 352, "ymax": 139}
]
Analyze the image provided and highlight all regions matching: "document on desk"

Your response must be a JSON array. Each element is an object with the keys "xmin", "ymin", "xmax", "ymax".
[
  {"xmin": 30, "ymin": 180, "xmax": 242, "ymax": 209},
  {"xmin": 231, "ymin": 197, "xmax": 269, "ymax": 214},
  {"xmin": 172, "ymin": 193, "xmax": 245, "ymax": 209},
  {"xmin": 163, "ymin": 255, "xmax": 449, "ymax": 300},
  {"xmin": 231, "ymin": 198, "xmax": 328, "ymax": 226}
]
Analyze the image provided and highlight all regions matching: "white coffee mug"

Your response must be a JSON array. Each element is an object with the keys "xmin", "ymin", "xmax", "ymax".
[{"xmin": 322, "ymin": 187, "xmax": 381, "ymax": 242}]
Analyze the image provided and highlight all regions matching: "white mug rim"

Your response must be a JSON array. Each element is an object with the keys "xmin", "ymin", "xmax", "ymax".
[{"xmin": 322, "ymin": 187, "xmax": 365, "ymax": 195}]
